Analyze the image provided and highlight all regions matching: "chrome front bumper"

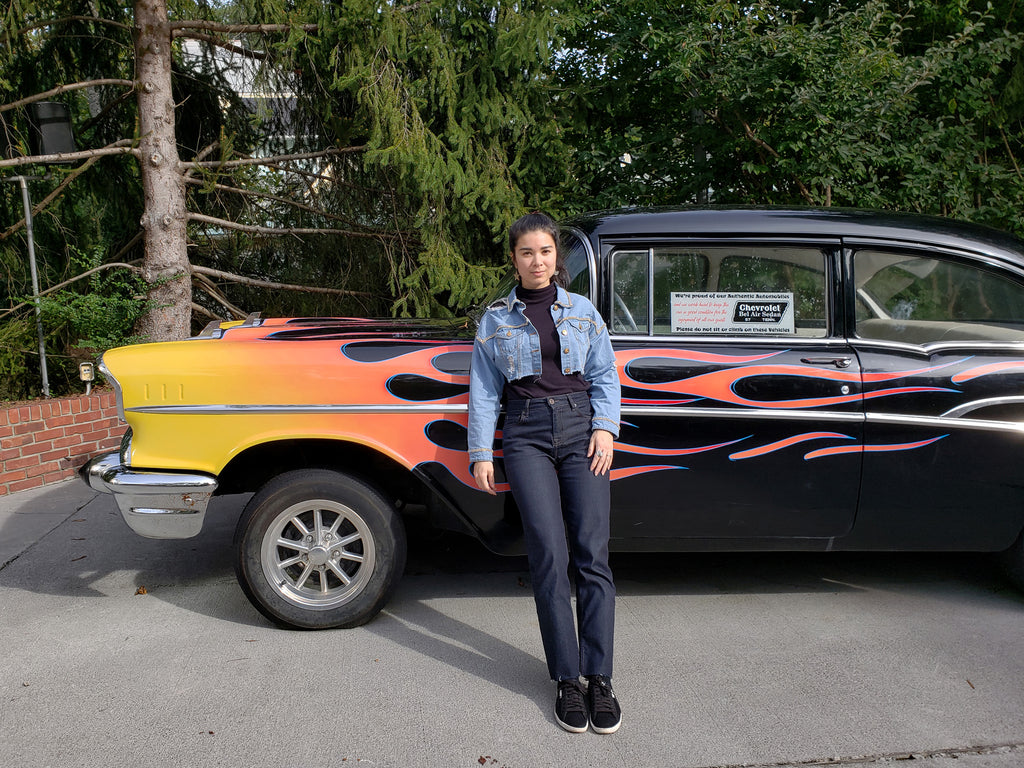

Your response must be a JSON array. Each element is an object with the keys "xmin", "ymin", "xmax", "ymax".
[{"xmin": 79, "ymin": 451, "xmax": 218, "ymax": 539}]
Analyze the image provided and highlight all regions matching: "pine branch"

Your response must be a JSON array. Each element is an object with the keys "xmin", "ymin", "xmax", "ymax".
[
  {"xmin": 1, "ymin": 140, "xmax": 136, "ymax": 242},
  {"xmin": 175, "ymin": 32, "xmax": 270, "ymax": 61},
  {"xmin": 0, "ymin": 145, "xmax": 139, "ymax": 169},
  {"xmin": 169, "ymin": 21, "xmax": 319, "ymax": 35},
  {"xmin": 187, "ymin": 212, "xmax": 386, "ymax": 241},
  {"xmin": 183, "ymin": 177, "xmax": 404, "ymax": 236},
  {"xmin": 182, "ymin": 146, "xmax": 365, "ymax": 169},
  {"xmin": 191, "ymin": 265, "xmax": 372, "ymax": 298},
  {"xmin": 0, "ymin": 80, "xmax": 135, "ymax": 113},
  {"xmin": 0, "ymin": 16, "xmax": 132, "ymax": 45}
]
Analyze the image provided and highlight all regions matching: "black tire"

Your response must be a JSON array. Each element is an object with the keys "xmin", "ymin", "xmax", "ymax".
[
  {"xmin": 233, "ymin": 469, "xmax": 407, "ymax": 630},
  {"xmin": 999, "ymin": 529, "xmax": 1024, "ymax": 592}
]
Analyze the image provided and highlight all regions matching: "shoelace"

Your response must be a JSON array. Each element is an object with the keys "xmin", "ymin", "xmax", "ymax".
[
  {"xmin": 560, "ymin": 682, "xmax": 586, "ymax": 711},
  {"xmin": 589, "ymin": 681, "xmax": 618, "ymax": 714}
]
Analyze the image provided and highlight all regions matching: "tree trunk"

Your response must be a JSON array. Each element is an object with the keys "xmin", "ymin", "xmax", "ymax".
[{"xmin": 133, "ymin": 0, "xmax": 190, "ymax": 341}]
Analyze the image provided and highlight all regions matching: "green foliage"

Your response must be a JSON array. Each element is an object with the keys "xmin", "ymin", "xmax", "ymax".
[
  {"xmin": 241, "ymin": 0, "xmax": 573, "ymax": 316},
  {"xmin": 0, "ymin": 316, "xmax": 34, "ymax": 402},
  {"xmin": 36, "ymin": 247, "xmax": 150, "ymax": 353},
  {"xmin": 557, "ymin": 0, "xmax": 1024, "ymax": 236}
]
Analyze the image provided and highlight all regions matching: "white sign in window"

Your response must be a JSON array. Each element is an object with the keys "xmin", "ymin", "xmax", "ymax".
[{"xmin": 670, "ymin": 292, "xmax": 795, "ymax": 334}]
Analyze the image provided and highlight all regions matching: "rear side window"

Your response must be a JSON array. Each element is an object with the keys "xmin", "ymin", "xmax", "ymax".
[
  {"xmin": 563, "ymin": 232, "xmax": 592, "ymax": 299},
  {"xmin": 854, "ymin": 250, "xmax": 1024, "ymax": 344},
  {"xmin": 610, "ymin": 245, "xmax": 827, "ymax": 337}
]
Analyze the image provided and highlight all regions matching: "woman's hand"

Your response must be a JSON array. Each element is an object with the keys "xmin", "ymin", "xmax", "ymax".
[
  {"xmin": 588, "ymin": 429, "xmax": 615, "ymax": 476},
  {"xmin": 473, "ymin": 460, "xmax": 497, "ymax": 495}
]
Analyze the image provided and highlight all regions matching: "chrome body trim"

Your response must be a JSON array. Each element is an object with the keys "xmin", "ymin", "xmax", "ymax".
[
  {"xmin": 865, "ymin": 411, "xmax": 1024, "ymax": 434},
  {"xmin": 620, "ymin": 405, "xmax": 864, "ymax": 423},
  {"xmin": 98, "ymin": 355, "xmax": 126, "ymax": 422},
  {"xmin": 121, "ymin": 401, "xmax": 1024, "ymax": 432},
  {"xmin": 125, "ymin": 403, "xmax": 472, "ymax": 415},
  {"xmin": 941, "ymin": 396, "xmax": 1024, "ymax": 419},
  {"xmin": 79, "ymin": 451, "xmax": 218, "ymax": 539}
]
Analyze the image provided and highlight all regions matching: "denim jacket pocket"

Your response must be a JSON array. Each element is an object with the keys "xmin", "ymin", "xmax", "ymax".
[
  {"xmin": 561, "ymin": 318, "xmax": 591, "ymax": 372},
  {"xmin": 494, "ymin": 325, "xmax": 529, "ymax": 380}
]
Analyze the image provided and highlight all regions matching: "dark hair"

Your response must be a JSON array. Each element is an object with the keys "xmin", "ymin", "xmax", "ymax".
[{"xmin": 508, "ymin": 212, "xmax": 569, "ymax": 288}]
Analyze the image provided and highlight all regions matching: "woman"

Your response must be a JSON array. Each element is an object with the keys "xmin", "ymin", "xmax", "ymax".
[{"xmin": 468, "ymin": 212, "xmax": 622, "ymax": 734}]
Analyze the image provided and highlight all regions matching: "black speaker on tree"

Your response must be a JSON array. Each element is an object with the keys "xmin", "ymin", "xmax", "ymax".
[{"xmin": 27, "ymin": 101, "xmax": 76, "ymax": 159}]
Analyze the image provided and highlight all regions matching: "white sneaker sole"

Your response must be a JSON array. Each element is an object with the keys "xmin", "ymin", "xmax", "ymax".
[
  {"xmin": 591, "ymin": 718, "xmax": 621, "ymax": 735},
  {"xmin": 554, "ymin": 711, "xmax": 589, "ymax": 733}
]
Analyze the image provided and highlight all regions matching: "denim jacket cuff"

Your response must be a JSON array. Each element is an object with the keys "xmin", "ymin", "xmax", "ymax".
[
  {"xmin": 468, "ymin": 449, "xmax": 494, "ymax": 465},
  {"xmin": 592, "ymin": 416, "xmax": 620, "ymax": 438}
]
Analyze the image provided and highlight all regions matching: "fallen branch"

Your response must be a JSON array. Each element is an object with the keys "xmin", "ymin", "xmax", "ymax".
[
  {"xmin": 192, "ymin": 301, "xmax": 224, "ymax": 323},
  {"xmin": 192, "ymin": 271, "xmax": 248, "ymax": 319}
]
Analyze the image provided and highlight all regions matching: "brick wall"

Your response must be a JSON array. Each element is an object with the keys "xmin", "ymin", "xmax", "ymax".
[{"xmin": 0, "ymin": 390, "xmax": 123, "ymax": 496}]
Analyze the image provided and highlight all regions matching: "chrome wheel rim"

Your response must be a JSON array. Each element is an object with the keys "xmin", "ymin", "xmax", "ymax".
[{"xmin": 261, "ymin": 499, "xmax": 376, "ymax": 610}]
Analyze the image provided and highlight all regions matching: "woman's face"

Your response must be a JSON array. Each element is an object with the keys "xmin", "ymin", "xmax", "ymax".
[{"xmin": 511, "ymin": 229, "xmax": 557, "ymax": 290}]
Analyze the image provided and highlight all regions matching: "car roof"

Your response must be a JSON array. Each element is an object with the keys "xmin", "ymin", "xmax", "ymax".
[{"xmin": 565, "ymin": 206, "xmax": 1024, "ymax": 265}]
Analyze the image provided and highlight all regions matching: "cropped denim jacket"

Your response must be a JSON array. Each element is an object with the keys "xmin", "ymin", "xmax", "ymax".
[{"xmin": 468, "ymin": 285, "xmax": 621, "ymax": 465}]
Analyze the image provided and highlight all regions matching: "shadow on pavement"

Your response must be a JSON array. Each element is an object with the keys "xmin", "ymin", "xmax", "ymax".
[{"xmin": 2, "ymin": 482, "xmax": 1022, "ymax": 632}]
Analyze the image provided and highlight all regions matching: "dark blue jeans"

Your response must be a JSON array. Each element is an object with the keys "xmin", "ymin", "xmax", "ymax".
[{"xmin": 503, "ymin": 391, "xmax": 615, "ymax": 681}]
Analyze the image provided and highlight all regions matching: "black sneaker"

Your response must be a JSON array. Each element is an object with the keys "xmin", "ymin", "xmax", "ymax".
[
  {"xmin": 586, "ymin": 675, "xmax": 621, "ymax": 734},
  {"xmin": 554, "ymin": 679, "xmax": 589, "ymax": 733}
]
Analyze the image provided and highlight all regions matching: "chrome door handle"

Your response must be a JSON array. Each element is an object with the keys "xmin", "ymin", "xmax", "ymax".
[{"xmin": 801, "ymin": 357, "xmax": 852, "ymax": 369}]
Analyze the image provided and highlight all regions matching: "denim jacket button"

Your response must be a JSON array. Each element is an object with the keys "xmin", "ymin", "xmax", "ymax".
[{"xmin": 563, "ymin": 347, "xmax": 569, "ymax": 354}]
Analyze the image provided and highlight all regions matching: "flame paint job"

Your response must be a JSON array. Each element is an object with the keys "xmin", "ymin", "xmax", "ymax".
[
  {"xmin": 104, "ymin": 332, "xmax": 1009, "ymax": 485},
  {"xmin": 804, "ymin": 435, "xmax": 948, "ymax": 460},
  {"xmin": 729, "ymin": 432, "xmax": 855, "ymax": 461}
]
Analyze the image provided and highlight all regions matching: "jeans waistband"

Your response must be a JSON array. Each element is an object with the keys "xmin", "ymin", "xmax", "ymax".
[{"xmin": 506, "ymin": 390, "xmax": 591, "ymax": 413}]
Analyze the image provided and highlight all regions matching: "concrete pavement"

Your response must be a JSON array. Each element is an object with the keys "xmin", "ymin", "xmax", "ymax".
[{"xmin": 2, "ymin": 479, "xmax": 1024, "ymax": 767}]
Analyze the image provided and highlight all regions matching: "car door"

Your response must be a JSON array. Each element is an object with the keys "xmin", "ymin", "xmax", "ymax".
[
  {"xmin": 846, "ymin": 243, "xmax": 1024, "ymax": 549},
  {"xmin": 604, "ymin": 239, "xmax": 864, "ymax": 542}
]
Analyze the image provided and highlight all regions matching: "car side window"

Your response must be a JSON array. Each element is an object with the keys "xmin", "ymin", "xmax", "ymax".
[
  {"xmin": 611, "ymin": 250, "xmax": 650, "ymax": 334},
  {"xmin": 854, "ymin": 250, "xmax": 1024, "ymax": 344},
  {"xmin": 610, "ymin": 245, "xmax": 826, "ymax": 337}
]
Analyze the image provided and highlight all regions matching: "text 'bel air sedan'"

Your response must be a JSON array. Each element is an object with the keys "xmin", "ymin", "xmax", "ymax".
[{"xmin": 82, "ymin": 207, "xmax": 1024, "ymax": 629}]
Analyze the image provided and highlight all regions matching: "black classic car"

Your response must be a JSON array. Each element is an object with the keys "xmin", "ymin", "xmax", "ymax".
[{"xmin": 82, "ymin": 207, "xmax": 1024, "ymax": 629}]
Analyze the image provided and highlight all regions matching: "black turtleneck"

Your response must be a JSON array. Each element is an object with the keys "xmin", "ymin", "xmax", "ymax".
[{"xmin": 505, "ymin": 283, "xmax": 588, "ymax": 400}]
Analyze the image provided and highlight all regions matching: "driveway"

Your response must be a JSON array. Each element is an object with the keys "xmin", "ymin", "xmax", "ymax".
[{"xmin": 1, "ymin": 480, "xmax": 1023, "ymax": 767}]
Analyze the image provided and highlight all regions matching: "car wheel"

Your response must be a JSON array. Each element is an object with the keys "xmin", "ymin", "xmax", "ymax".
[
  {"xmin": 233, "ymin": 469, "xmax": 407, "ymax": 630},
  {"xmin": 999, "ymin": 528, "xmax": 1024, "ymax": 591}
]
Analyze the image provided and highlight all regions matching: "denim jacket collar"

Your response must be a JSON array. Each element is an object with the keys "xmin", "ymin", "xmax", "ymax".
[{"xmin": 498, "ymin": 284, "xmax": 574, "ymax": 313}]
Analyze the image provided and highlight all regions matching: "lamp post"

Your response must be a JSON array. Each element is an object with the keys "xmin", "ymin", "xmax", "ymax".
[
  {"xmin": 2, "ymin": 101, "xmax": 77, "ymax": 398},
  {"xmin": 12, "ymin": 174, "xmax": 49, "ymax": 397}
]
